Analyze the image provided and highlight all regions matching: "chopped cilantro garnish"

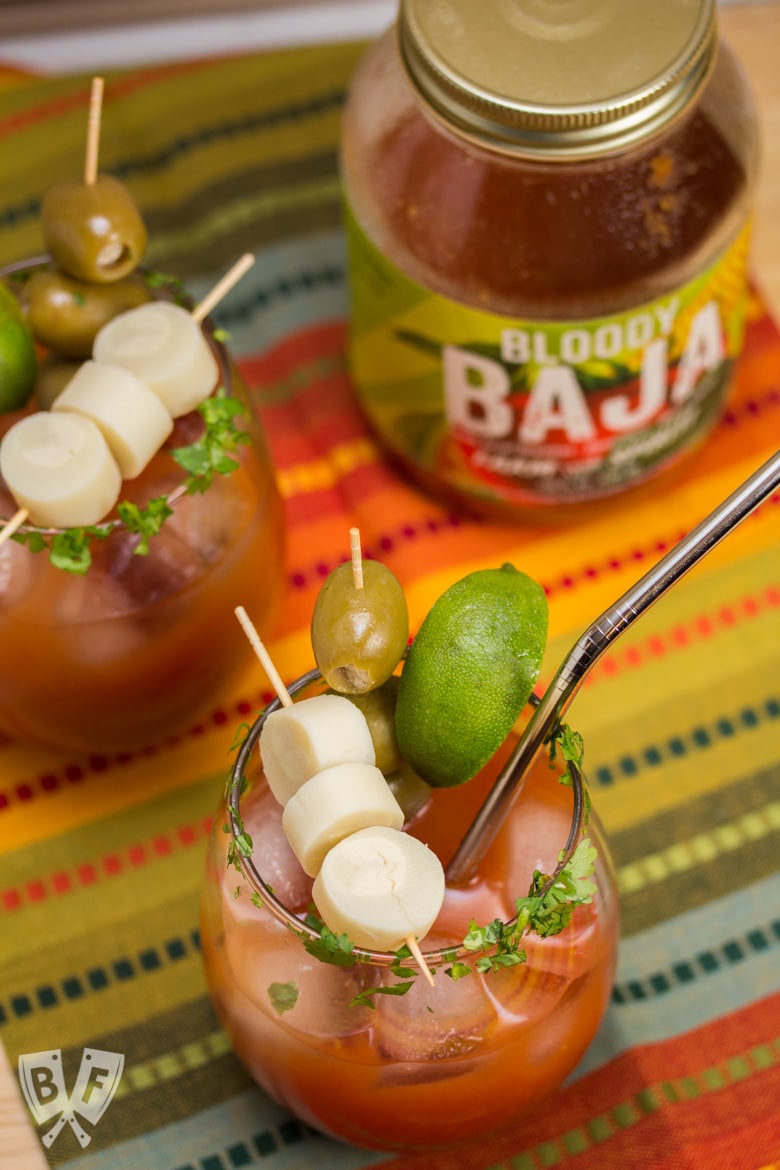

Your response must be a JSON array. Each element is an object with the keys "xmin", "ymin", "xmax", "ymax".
[
  {"xmin": 302, "ymin": 920, "xmax": 357, "ymax": 968},
  {"xmin": 143, "ymin": 271, "xmax": 188, "ymax": 302},
  {"xmin": 48, "ymin": 526, "xmax": 109, "ymax": 574},
  {"xmin": 268, "ymin": 981, "xmax": 299, "ymax": 1015},
  {"xmin": 172, "ymin": 393, "xmax": 249, "ymax": 492},
  {"xmin": 351, "ymin": 981, "xmax": 415, "ymax": 1009},
  {"xmin": 117, "ymin": 496, "xmax": 173, "ymax": 556},
  {"xmin": 226, "ymin": 807, "xmax": 253, "ymax": 872}
]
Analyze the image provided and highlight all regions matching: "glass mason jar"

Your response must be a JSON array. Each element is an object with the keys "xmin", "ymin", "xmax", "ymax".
[
  {"xmin": 341, "ymin": 0, "xmax": 759, "ymax": 518},
  {"xmin": 200, "ymin": 671, "xmax": 620, "ymax": 1152},
  {"xmin": 0, "ymin": 260, "xmax": 285, "ymax": 754}
]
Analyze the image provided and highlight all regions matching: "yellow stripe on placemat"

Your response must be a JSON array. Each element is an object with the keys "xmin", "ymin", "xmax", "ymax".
[
  {"xmin": 0, "ymin": 672, "xmax": 260, "ymax": 854},
  {"xmin": 534, "ymin": 451, "xmax": 777, "ymax": 644},
  {"xmin": 109, "ymin": 1034, "xmax": 231, "ymax": 1095},
  {"xmin": 617, "ymin": 800, "xmax": 780, "ymax": 896},
  {"xmin": 143, "ymin": 177, "xmax": 344, "ymax": 270},
  {"xmin": 1, "ymin": 891, "xmax": 206, "ymax": 1055},
  {"xmin": 532, "ymin": 536, "xmax": 780, "ymax": 844},
  {"xmin": 589, "ymin": 680, "xmax": 779, "ymax": 836},
  {"xmin": 0, "ymin": 788, "xmax": 218, "ymax": 961},
  {"xmin": 0, "ymin": 740, "xmax": 216, "ymax": 853},
  {"xmin": 277, "ymin": 436, "xmax": 380, "ymax": 496},
  {"xmin": 562, "ymin": 543, "xmax": 780, "ymax": 729},
  {"xmin": 113, "ymin": 1029, "xmax": 232, "ymax": 1099}
]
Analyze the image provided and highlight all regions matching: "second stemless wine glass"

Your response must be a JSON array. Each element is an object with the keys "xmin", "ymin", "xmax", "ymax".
[
  {"xmin": 200, "ymin": 671, "xmax": 620, "ymax": 1152},
  {"xmin": 0, "ymin": 260, "xmax": 285, "ymax": 754}
]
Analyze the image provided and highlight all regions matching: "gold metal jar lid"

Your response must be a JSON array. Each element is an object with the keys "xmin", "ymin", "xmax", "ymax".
[{"xmin": 398, "ymin": 0, "xmax": 716, "ymax": 159}]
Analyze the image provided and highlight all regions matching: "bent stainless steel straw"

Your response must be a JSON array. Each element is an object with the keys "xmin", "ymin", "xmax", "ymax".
[{"xmin": 446, "ymin": 448, "xmax": 780, "ymax": 885}]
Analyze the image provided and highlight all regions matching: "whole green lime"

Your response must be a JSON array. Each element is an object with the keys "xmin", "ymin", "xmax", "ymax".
[
  {"xmin": 395, "ymin": 563, "xmax": 548, "ymax": 787},
  {"xmin": 0, "ymin": 282, "xmax": 38, "ymax": 413}
]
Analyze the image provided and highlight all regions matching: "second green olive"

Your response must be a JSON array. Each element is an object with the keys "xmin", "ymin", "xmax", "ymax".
[
  {"xmin": 33, "ymin": 354, "xmax": 82, "ymax": 409},
  {"xmin": 340, "ymin": 676, "xmax": 403, "ymax": 773},
  {"xmin": 21, "ymin": 267, "xmax": 152, "ymax": 358}
]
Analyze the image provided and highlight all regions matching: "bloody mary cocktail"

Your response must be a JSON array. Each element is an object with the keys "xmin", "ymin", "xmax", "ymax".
[
  {"xmin": 200, "ymin": 677, "xmax": 619, "ymax": 1151},
  {"xmin": 0, "ymin": 268, "xmax": 284, "ymax": 753}
]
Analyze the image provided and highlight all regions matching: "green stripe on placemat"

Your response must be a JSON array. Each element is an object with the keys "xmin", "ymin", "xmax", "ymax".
[
  {"xmin": 0, "ymin": 43, "xmax": 366, "ymax": 276},
  {"xmin": 611, "ymin": 761, "xmax": 780, "ymax": 935},
  {"xmin": 0, "ymin": 894, "xmax": 206, "ymax": 1054}
]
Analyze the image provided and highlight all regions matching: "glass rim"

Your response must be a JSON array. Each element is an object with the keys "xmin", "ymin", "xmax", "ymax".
[
  {"xmin": 227, "ymin": 670, "xmax": 587, "ymax": 967},
  {"xmin": 0, "ymin": 254, "xmax": 234, "ymax": 536}
]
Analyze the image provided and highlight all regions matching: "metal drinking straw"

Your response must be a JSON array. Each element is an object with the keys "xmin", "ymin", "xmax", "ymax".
[{"xmin": 446, "ymin": 448, "xmax": 780, "ymax": 885}]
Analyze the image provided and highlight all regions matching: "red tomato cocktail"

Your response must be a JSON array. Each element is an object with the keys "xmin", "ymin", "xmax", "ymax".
[{"xmin": 200, "ymin": 676, "xmax": 619, "ymax": 1151}]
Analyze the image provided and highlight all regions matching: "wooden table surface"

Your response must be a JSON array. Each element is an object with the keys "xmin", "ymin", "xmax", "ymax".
[
  {"xmin": 721, "ymin": 3, "xmax": 780, "ymax": 319},
  {"xmin": 0, "ymin": 4, "xmax": 778, "ymax": 1167}
]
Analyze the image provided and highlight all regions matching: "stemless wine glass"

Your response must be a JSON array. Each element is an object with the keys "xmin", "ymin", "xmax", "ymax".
[
  {"xmin": 0, "ymin": 259, "xmax": 285, "ymax": 754},
  {"xmin": 200, "ymin": 670, "xmax": 620, "ymax": 1152}
]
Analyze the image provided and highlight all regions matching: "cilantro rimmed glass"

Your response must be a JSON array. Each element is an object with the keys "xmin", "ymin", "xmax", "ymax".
[
  {"xmin": 0, "ymin": 257, "xmax": 285, "ymax": 753},
  {"xmin": 200, "ymin": 669, "xmax": 620, "ymax": 1152}
]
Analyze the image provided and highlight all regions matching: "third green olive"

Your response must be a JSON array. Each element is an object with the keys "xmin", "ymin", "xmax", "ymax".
[
  {"xmin": 34, "ymin": 354, "xmax": 82, "ymax": 409},
  {"xmin": 41, "ymin": 174, "xmax": 148, "ymax": 283},
  {"xmin": 21, "ymin": 266, "xmax": 152, "ymax": 358},
  {"xmin": 339, "ymin": 676, "xmax": 404, "ymax": 774}
]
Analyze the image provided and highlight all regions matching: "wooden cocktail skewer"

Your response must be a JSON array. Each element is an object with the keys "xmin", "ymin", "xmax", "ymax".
[
  {"xmin": 234, "ymin": 605, "xmax": 292, "ymax": 707},
  {"xmin": 349, "ymin": 526, "xmax": 363, "ymax": 589},
  {"xmin": 235, "ymin": 594, "xmax": 436, "ymax": 986},
  {"xmin": 0, "ymin": 75, "xmax": 104, "ymax": 546},
  {"xmin": 0, "ymin": 506, "xmax": 29, "ymax": 547},
  {"xmin": 348, "ymin": 528, "xmax": 436, "ymax": 987},
  {"xmin": 84, "ymin": 76, "xmax": 104, "ymax": 186},
  {"xmin": 192, "ymin": 253, "xmax": 254, "ymax": 324},
  {"xmin": 0, "ymin": 80, "xmax": 106, "ymax": 548}
]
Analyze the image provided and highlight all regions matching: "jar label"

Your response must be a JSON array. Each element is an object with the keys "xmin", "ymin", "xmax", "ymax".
[{"xmin": 345, "ymin": 204, "xmax": 752, "ymax": 507}]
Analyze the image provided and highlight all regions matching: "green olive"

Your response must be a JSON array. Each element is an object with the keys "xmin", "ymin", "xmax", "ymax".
[
  {"xmin": 41, "ymin": 174, "xmax": 147, "ymax": 283},
  {"xmin": 338, "ymin": 676, "xmax": 403, "ymax": 773},
  {"xmin": 386, "ymin": 762, "xmax": 431, "ymax": 822},
  {"xmin": 33, "ymin": 354, "xmax": 82, "ymax": 409},
  {"xmin": 21, "ymin": 266, "xmax": 152, "ymax": 358},
  {"xmin": 311, "ymin": 559, "xmax": 409, "ymax": 694}
]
